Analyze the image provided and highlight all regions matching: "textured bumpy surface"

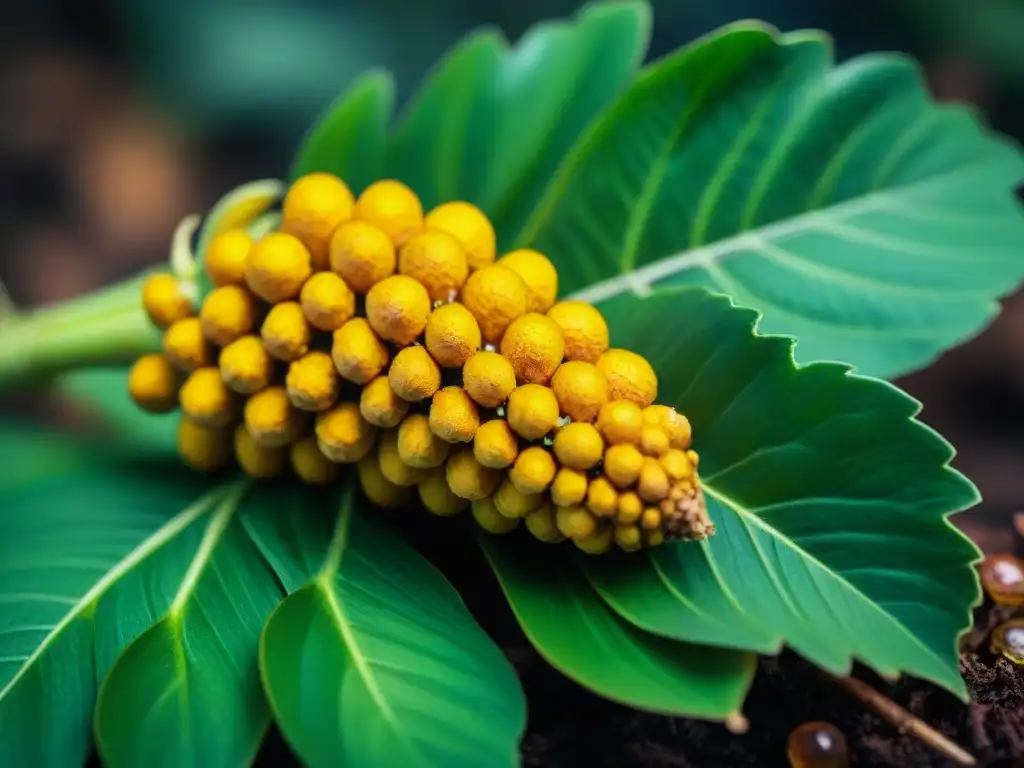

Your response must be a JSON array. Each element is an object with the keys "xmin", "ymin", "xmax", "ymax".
[{"xmin": 128, "ymin": 171, "xmax": 713, "ymax": 554}]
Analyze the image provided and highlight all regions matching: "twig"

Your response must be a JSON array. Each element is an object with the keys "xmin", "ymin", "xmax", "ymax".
[{"xmin": 829, "ymin": 673, "xmax": 976, "ymax": 766}]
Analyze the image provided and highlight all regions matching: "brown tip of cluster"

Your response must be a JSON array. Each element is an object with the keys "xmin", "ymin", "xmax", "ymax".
[{"xmin": 132, "ymin": 171, "xmax": 714, "ymax": 556}]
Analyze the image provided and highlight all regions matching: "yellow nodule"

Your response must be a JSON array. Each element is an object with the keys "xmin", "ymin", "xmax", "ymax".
[
  {"xmin": 204, "ymin": 229, "xmax": 253, "ymax": 288},
  {"xmin": 142, "ymin": 273, "xmax": 193, "ymax": 329},
  {"xmin": 498, "ymin": 249, "xmax": 558, "ymax": 314},
  {"xmin": 616, "ymin": 491, "xmax": 643, "ymax": 525},
  {"xmin": 234, "ymin": 424, "xmax": 287, "ymax": 478},
  {"xmin": 245, "ymin": 232, "xmax": 313, "ymax": 304},
  {"xmin": 219, "ymin": 335, "xmax": 273, "ymax": 395},
  {"xmin": 556, "ymin": 505, "xmax": 598, "ymax": 540},
  {"xmin": 547, "ymin": 301, "xmax": 609, "ymax": 364},
  {"xmin": 596, "ymin": 400, "xmax": 644, "ymax": 447},
  {"xmin": 332, "ymin": 317, "xmax": 389, "ymax": 385},
  {"xmin": 281, "ymin": 172, "xmax": 355, "ymax": 269},
  {"xmin": 424, "ymin": 302, "xmax": 481, "ymax": 368},
  {"xmin": 261, "ymin": 301, "xmax": 311, "ymax": 362},
  {"xmin": 290, "ymin": 434, "xmax": 339, "ymax": 484},
  {"xmin": 500, "ymin": 313, "xmax": 565, "ymax": 386},
  {"xmin": 586, "ymin": 476, "xmax": 619, "ymax": 519},
  {"xmin": 329, "ymin": 220, "xmax": 396, "ymax": 294},
  {"xmin": 244, "ymin": 385, "xmax": 308, "ymax": 447},
  {"xmin": 551, "ymin": 467, "xmax": 588, "ymax": 507},
  {"xmin": 445, "ymin": 447, "xmax": 503, "ymax": 500},
  {"xmin": 179, "ymin": 366, "xmax": 236, "ymax": 427},
  {"xmin": 429, "ymin": 386, "xmax": 479, "ymax": 443},
  {"xmin": 397, "ymin": 413, "xmax": 449, "ymax": 469},
  {"xmin": 641, "ymin": 507, "xmax": 662, "ymax": 531},
  {"xmin": 315, "ymin": 401, "xmax": 376, "ymax": 463},
  {"xmin": 377, "ymin": 429, "xmax": 429, "ymax": 487},
  {"xmin": 509, "ymin": 445, "xmax": 556, "ymax": 495},
  {"xmin": 424, "ymin": 201, "xmax": 496, "ymax": 271},
  {"xmin": 472, "ymin": 496, "xmax": 520, "ymax": 534},
  {"xmin": 178, "ymin": 417, "xmax": 232, "ymax": 472},
  {"xmin": 597, "ymin": 348, "xmax": 658, "ymax": 408},
  {"xmin": 164, "ymin": 317, "xmax": 213, "ymax": 372},
  {"xmin": 639, "ymin": 424, "xmax": 671, "ymax": 457},
  {"xmin": 398, "ymin": 229, "xmax": 469, "ymax": 302},
  {"xmin": 418, "ymin": 467, "xmax": 469, "ymax": 517},
  {"xmin": 286, "ymin": 350, "xmax": 340, "ymax": 412},
  {"xmin": 638, "ymin": 458, "xmax": 670, "ymax": 502},
  {"xmin": 300, "ymin": 271, "xmax": 355, "ymax": 332},
  {"xmin": 365, "ymin": 274, "xmax": 431, "ymax": 347},
  {"xmin": 460, "ymin": 264, "xmax": 529, "ymax": 345},
  {"xmin": 359, "ymin": 375, "xmax": 410, "ymax": 428},
  {"xmin": 358, "ymin": 450, "xmax": 411, "ymax": 508},
  {"xmin": 462, "ymin": 351, "xmax": 516, "ymax": 409},
  {"xmin": 199, "ymin": 285, "xmax": 256, "ymax": 347},
  {"xmin": 525, "ymin": 501, "xmax": 564, "ymax": 543},
  {"xmin": 614, "ymin": 524, "xmax": 643, "ymax": 552},
  {"xmin": 472, "ymin": 419, "xmax": 519, "ymax": 469},
  {"xmin": 552, "ymin": 422, "xmax": 604, "ymax": 471},
  {"xmin": 128, "ymin": 354, "xmax": 179, "ymax": 413},
  {"xmin": 493, "ymin": 478, "xmax": 542, "ymax": 519},
  {"xmin": 660, "ymin": 448, "xmax": 694, "ymax": 481},
  {"xmin": 644, "ymin": 404, "xmax": 693, "ymax": 450},
  {"xmin": 388, "ymin": 345, "xmax": 441, "ymax": 402},
  {"xmin": 506, "ymin": 384, "xmax": 559, "ymax": 441},
  {"xmin": 574, "ymin": 523, "xmax": 614, "ymax": 555},
  {"xmin": 550, "ymin": 361, "xmax": 608, "ymax": 423},
  {"xmin": 355, "ymin": 179, "xmax": 424, "ymax": 248}
]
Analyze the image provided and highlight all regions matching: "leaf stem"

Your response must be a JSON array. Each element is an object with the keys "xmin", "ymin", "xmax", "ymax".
[{"xmin": 0, "ymin": 272, "xmax": 162, "ymax": 394}]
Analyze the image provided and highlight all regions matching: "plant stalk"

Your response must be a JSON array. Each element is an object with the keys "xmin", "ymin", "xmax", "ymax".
[{"xmin": 0, "ymin": 273, "xmax": 162, "ymax": 394}]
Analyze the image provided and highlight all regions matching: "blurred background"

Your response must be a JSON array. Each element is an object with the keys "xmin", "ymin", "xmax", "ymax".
[{"xmin": 0, "ymin": 0, "xmax": 1021, "ymax": 548}]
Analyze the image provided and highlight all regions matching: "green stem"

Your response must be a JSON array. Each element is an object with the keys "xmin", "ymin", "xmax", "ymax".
[{"xmin": 0, "ymin": 273, "xmax": 163, "ymax": 393}]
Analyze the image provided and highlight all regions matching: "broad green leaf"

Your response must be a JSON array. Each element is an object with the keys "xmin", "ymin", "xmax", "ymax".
[
  {"xmin": 588, "ymin": 287, "xmax": 981, "ymax": 698},
  {"xmin": 522, "ymin": 25, "xmax": 1024, "ymax": 379},
  {"xmin": 256, "ymin": 486, "xmax": 526, "ymax": 768},
  {"xmin": 479, "ymin": 531, "xmax": 756, "ymax": 721},
  {"xmin": 290, "ymin": 69, "xmax": 395, "ymax": 194},
  {"xmin": 94, "ymin": 481, "xmax": 284, "ymax": 768},
  {"xmin": 386, "ymin": 30, "xmax": 504, "ymax": 211},
  {"xmin": 0, "ymin": 462, "xmax": 220, "ymax": 767},
  {"xmin": 465, "ymin": 1, "xmax": 651, "ymax": 247},
  {"xmin": 0, "ymin": 423, "xmax": 102, "ymax": 493},
  {"xmin": 385, "ymin": 1, "xmax": 649, "ymax": 241},
  {"xmin": 55, "ymin": 368, "xmax": 179, "ymax": 455},
  {"xmin": 194, "ymin": 179, "xmax": 285, "ymax": 299}
]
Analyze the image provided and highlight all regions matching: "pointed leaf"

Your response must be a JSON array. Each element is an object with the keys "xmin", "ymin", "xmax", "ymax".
[
  {"xmin": 479, "ymin": 532, "xmax": 756, "ymax": 721},
  {"xmin": 0, "ymin": 462, "xmax": 221, "ymax": 766},
  {"xmin": 522, "ymin": 26, "xmax": 1024, "ymax": 378},
  {"xmin": 386, "ymin": 0, "xmax": 649, "ymax": 231},
  {"xmin": 290, "ymin": 69, "xmax": 395, "ymax": 194},
  {"xmin": 257, "ymin": 487, "xmax": 526, "ymax": 768},
  {"xmin": 587, "ymin": 287, "xmax": 981, "ymax": 699},
  {"xmin": 93, "ymin": 481, "xmax": 284, "ymax": 768}
]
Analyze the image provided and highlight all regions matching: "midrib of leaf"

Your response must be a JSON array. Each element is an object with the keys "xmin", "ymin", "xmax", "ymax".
[
  {"xmin": 0, "ymin": 485, "xmax": 227, "ymax": 703},
  {"xmin": 700, "ymin": 483, "xmax": 962, "ymax": 687},
  {"xmin": 566, "ymin": 158, "xmax": 1006, "ymax": 305},
  {"xmin": 160, "ymin": 483, "xmax": 248, "ymax": 760},
  {"xmin": 315, "ymin": 505, "xmax": 422, "ymax": 764}
]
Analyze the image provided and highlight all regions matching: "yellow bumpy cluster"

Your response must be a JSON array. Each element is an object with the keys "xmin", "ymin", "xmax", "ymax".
[{"xmin": 129, "ymin": 172, "xmax": 714, "ymax": 553}]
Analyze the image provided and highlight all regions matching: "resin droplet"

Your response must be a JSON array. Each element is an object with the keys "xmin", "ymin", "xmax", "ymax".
[
  {"xmin": 990, "ymin": 619, "xmax": 1024, "ymax": 664},
  {"xmin": 787, "ymin": 721, "xmax": 849, "ymax": 768},
  {"xmin": 979, "ymin": 554, "xmax": 1024, "ymax": 606}
]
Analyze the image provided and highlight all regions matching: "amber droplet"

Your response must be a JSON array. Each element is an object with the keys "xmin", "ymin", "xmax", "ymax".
[
  {"xmin": 979, "ymin": 554, "xmax": 1024, "ymax": 606},
  {"xmin": 990, "ymin": 619, "xmax": 1024, "ymax": 664},
  {"xmin": 787, "ymin": 721, "xmax": 849, "ymax": 768}
]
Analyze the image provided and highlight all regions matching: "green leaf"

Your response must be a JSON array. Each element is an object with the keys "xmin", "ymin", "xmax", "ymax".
[
  {"xmin": 479, "ymin": 531, "xmax": 756, "ymax": 721},
  {"xmin": 93, "ymin": 481, "xmax": 283, "ymax": 768},
  {"xmin": 587, "ymin": 287, "xmax": 981, "ymax": 699},
  {"xmin": 290, "ymin": 69, "xmax": 395, "ymax": 194},
  {"xmin": 466, "ymin": 1, "xmax": 651, "ymax": 247},
  {"xmin": 54, "ymin": 368, "xmax": 179, "ymax": 455},
  {"xmin": 386, "ymin": 0, "xmax": 649, "ymax": 232},
  {"xmin": 256, "ymin": 486, "xmax": 526, "ymax": 768},
  {"xmin": 521, "ymin": 25, "xmax": 1024, "ymax": 378},
  {"xmin": 0, "ymin": 422, "xmax": 103, "ymax": 493},
  {"xmin": 0, "ymin": 462, "xmax": 221, "ymax": 766}
]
